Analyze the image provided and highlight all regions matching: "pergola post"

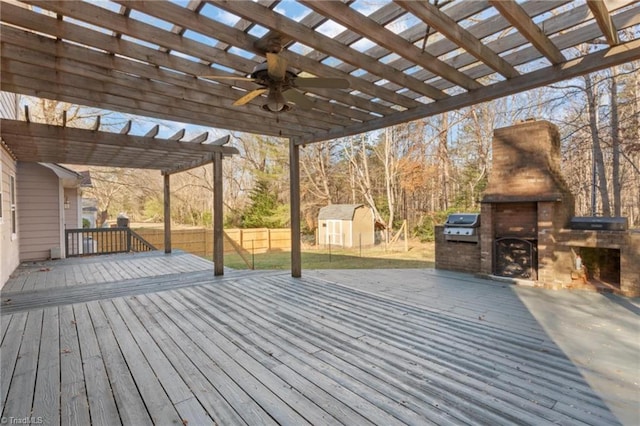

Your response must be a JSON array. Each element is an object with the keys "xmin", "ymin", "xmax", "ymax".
[
  {"xmin": 213, "ymin": 152, "xmax": 224, "ymax": 276},
  {"xmin": 289, "ymin": 139, "xmax": 301, "ymax": 277},
  {"xmin": 163, "ymin": 173, "xmax": 171, "ymax": 254}
]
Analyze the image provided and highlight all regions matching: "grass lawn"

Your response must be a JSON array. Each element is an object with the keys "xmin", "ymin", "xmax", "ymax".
[{"xmin": 223, "ymin": 242, "xmax": 435, "ymax": 270}]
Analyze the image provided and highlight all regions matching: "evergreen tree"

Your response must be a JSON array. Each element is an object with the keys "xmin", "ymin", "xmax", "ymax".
[{"xmin": 241, "ymin": 178, "xmax": 288, "ymax": 228}]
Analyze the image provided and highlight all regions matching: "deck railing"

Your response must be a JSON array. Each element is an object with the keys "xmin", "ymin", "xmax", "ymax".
[{"xmin": 65, "ymin": 227, "xmax": 157, "ymax": 257}]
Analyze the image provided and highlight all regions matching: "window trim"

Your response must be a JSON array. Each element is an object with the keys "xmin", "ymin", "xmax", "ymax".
[{"xmin": 10, "ymin": 174, "xmax": 16, "ymax": 238}]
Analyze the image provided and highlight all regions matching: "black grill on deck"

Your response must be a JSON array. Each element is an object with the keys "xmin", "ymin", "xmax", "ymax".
[
  {"xmin": 443, "ymin": 213, "xmax": 481, "ymax": 243},
  {"xmin": 569, "ymin": 217, "xmax": 628, "ymax": 231}
]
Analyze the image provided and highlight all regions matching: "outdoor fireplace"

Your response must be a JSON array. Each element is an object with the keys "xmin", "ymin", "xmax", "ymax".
[
  {"xmin": 436, "ymin": 120, "xmax": 640, "ymax": 296},
  {"xmin": 480, "ymin": 120, "xmax": 574, "ymax": 281}
]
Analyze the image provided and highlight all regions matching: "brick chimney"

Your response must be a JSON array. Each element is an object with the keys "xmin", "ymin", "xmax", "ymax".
[{"xmin": 482, "ymin": 120, "xmax": 572, "ymax": 203}]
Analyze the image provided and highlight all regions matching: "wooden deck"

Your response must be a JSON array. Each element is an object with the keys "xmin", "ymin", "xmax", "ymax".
[{"xmin": 1, "ymin": 251, "xmax": 637, "ymax": 425}]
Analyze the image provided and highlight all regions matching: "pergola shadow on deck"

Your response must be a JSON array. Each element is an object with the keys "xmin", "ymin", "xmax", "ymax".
[{"xmin": 2, "ymin": 252, "xmax": 637, "ymax": 425}]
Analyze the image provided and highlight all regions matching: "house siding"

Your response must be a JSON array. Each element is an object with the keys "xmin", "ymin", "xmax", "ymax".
[
  {"xmin": 1, "ymin": 91, "xmax": 19, "ymax": 286},
  {"xmin": 17, "ymin": 163, "xmax": 62, "ymax": 261},
  {"xmin": 64, "ymin": 187, "xmax": 81, "ymax": 229},
  {"xmin": 1, "ymin": 147, "xmax": 19, "ymax": 287}
]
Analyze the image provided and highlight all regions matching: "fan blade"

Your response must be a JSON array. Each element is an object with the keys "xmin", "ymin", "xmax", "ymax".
[
  {"xmin": 233, "ymin": 88, "xmax": 268, "ymax": 106},
  {"xmin": 200, "ymin": 76, "xmax": 255, "ymax": 82},
  {"xmin": 283, "ymin": 89, "xmax": 314, "ymax": 110},
  {"xmin": 266, "ymin": 52, "xmax": 288, "ymax": 81},
  {"xmin": 294, "ymin": 77, "xmax": 350, "ymax": 89}
]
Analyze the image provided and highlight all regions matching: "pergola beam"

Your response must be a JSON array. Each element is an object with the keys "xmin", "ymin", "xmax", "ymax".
[
  {"xmin": 0, "ymin": 120, "xmax": 239, "ymax": 172},
  {"xmin": 394, "ymin": 0, "xmax": 519, "ymax": 79},
  {"xmin": 1, "ymin": 120, "xmax": 238, "ymax": 156},
  {"xmin": 161, "ymin": 154, "xmax": 215, "ymax": 176},
  {"xmin": 489, "ymin": 0, "xmax": 566, "ymax": 65},
  {"xmin": 587, "ymin": 0, "xmax": 620, "ymax": 46}
]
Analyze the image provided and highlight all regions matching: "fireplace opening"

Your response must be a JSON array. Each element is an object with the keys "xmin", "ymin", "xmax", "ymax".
[
  {"xmin": 578, "ymin": 247, "xmax": 621, "ymax": 289},
  {"xmin": 494, "ymin": 238, "xmax": 537, "ymax": 279}
]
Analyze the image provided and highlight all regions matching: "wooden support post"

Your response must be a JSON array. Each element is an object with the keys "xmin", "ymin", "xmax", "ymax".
[
  {"xmin": 213, "ymin": 152, "xmax": 224, "ymax": 276},
  {"xmin": 163, "ymin": 173, "xmax": 171, "ymax": 253},
  {"xmin": 289, "ymin": 139, "xmax": 302, "ymax": 278}
]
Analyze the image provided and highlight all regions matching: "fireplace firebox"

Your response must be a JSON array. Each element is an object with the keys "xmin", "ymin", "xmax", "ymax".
[{"xmin": 494, "ymin": 238, "xmax": 537, "ymax": 279}]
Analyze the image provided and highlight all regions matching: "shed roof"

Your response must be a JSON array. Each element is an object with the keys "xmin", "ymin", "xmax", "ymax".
[{"xmin": 318, "ymin": 204, "xmax": 365, "ymax": 221}]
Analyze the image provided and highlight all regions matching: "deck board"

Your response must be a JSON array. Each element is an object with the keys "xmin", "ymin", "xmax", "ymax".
[
  {"xmin": 149, "ymin": 292, "xmax": 316, "ymax": 426},
  {"xmin": 98, "ymin": 301, "xmax": 184, "ymax": 425},
  {"xmin": 2, "ymin": 310, "xmax": 42, "ymax": 420},
  {"xmin": 110, "ymin": 298, "xmax": 195, "ymax": 405},
  {"xmin": 1, "ymin": 251, "xmax": 636, "ymax": 425},
  {"xmin": 186, "ymin": 277, "xmax": 599, "ymax": 425},
  {"xmin": 0, "ymin": 313, "xmax": 27, "ymax": 412},
  {"xmin": 74, "ymin": 304, "xmax": 122, "ymax": 426},
  {"xmin": 85, "ymin": 301, "xmax": 153, "ymax": 426},
  {"xmin": 125, "ymin": 296, "xmax": 250, "ymax": 426},
  {"xmin": 59, "ymin": 304, "xmax": 91, "ymax": 426},
  {"xmin": 32, "ymin": 307, "xmax": 61, "ymax": 426}
]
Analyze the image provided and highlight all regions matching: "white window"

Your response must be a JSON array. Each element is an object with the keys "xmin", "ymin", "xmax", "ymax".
[{"xmin": 10, "ymin": 174, "xmax": 16, "ymax": 235}]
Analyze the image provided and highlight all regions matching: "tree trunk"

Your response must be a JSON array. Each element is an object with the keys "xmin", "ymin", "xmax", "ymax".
[
  {"xmin": 610, "ymin": 67, "xmax": 621, "ymax": 216},
  {"xmin": 584, "ymin": 73, "xmax": 611, "ymax": 216},
  {"xmin": 344, "ymin": 135, "xmax": 386, "ymax": 231},
  {"xmin": 300, "ymin": 143, "xmax": 332, "ymax": 203},
  {"xmin": 437, "ymin": 112, "xmax": 450, "ymax": 211},
  {"xmin": 381, "ymin": 127, "xmax": 397, "ymax": 241}
]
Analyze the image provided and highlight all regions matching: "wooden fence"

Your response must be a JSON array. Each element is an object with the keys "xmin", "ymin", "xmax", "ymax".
[{"xmin": 133, "ymin": 227, "xmax": 291, "ymax": 258}]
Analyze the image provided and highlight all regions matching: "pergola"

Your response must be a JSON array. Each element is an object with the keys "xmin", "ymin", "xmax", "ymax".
[{"xmin": 1, "ymin": 0, "xmax": 639, "ymax": 276}]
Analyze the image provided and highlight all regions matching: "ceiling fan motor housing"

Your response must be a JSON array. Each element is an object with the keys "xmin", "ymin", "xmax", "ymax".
[{"xmin": 250, "ymin": 62, "xmax": 297, "ymax": 87}]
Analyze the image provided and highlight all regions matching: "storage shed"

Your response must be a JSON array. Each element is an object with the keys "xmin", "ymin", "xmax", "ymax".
[{"xmin": 318, "ymin": 204, "xmax": 374, "ymax": 248}]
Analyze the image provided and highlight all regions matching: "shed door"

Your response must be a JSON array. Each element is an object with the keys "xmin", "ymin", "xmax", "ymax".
[{"xmin": 325, "ymin": 220, "xmax": 342, "ymax": 246}]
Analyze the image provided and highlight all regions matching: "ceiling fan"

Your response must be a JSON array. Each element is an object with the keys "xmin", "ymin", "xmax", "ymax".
[{"xmin": 202, "ymin": 41, "xmax": 350, "ymax": 112}]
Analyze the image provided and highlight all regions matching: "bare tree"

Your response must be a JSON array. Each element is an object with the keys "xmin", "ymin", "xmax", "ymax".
[
  {"xmin": 372, "ymin": 127, "xmax": 399, "ymax": 237},
  {"xmin": 343, "ymin": 134, "xmax": 386, "ymax": 231},
  {"xmin": 610, "ymin": 66, "xmax": 622, "ymax": 216},
  {"xmin": 584, "ymin": 72, "xmax": 612, "ymax": 216}
]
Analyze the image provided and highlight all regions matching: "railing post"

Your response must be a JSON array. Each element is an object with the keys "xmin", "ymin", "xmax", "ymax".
[{"xmin": 126, "ymin": 229, "xmax": 132, "ymax": 252}]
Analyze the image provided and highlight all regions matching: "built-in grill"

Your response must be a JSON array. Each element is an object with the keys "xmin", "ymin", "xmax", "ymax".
[
  {"xmin": 443, "ymin": 213, "xmax": 481, "ymax": 243},
  {"xmin": 569, "ymin": 216, "xmax": 628, "ymax": 231}
]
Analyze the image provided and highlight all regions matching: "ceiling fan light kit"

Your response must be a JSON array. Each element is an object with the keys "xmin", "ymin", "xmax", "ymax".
[{"xmin": 262, "ymin": 89, "xmax": 291, "ymax": 112}]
